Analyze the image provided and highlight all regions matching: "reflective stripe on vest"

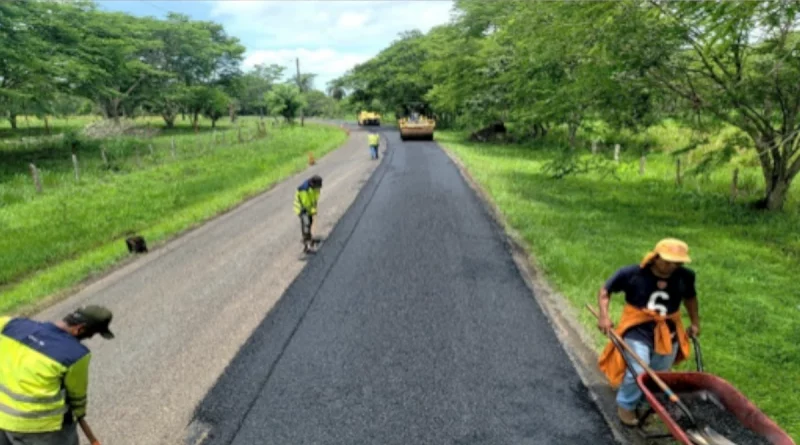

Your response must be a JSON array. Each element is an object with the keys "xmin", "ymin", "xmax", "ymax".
[
  {"xmin": 0, "ymin": 383, "xmax": 64, "ymax": 405},
  {"xmin": 0, "ymin": 403, "xmax": 68, "ymax": 419}
]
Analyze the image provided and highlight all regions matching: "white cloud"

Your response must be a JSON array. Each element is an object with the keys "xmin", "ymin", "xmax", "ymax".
[{"xmin": 209, "ymin": 0, "xmax": 455, "ymax": 89}]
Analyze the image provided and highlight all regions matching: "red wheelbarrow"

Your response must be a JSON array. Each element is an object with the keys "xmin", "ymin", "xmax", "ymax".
[
  {"xmin": 625, "ymin": 336, "xmax": 794, "ymax": 445},
  {"xmin": 586, "ymin": 304, "xmax": 795, "ymax": 445}
]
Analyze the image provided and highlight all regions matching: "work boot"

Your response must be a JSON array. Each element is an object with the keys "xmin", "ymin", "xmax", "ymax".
[{"xmin": 617, "ymin": 406, "xmax": 639, "ymax": 427}]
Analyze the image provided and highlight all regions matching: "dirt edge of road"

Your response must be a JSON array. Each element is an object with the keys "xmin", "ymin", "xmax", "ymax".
[
  {"xmin": 439, "ymin": 144, "xmax": 645, "ymax": 445},
  {"xmin": 9, "ymin": 123, "xmax": 352, "ymax": 319}
]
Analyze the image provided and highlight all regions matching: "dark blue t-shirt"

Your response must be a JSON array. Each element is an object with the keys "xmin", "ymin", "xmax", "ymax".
[{"xmin": 604, "ymin": 264, "xmax": 696, "ymax": 345}]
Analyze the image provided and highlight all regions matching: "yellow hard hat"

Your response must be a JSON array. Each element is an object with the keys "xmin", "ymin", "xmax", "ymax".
[{"xmin": 640, "ymin": 238, "xmax": 691, "ymax": 268}]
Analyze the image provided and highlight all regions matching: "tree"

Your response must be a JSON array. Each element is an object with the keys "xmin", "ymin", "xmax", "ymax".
[
  {"xmin": 145, "ymin": 13, "xmax": 245, "ymax": 127},
  {"xmin": 608, "ymin": 1, "xmax": 800, "ymax": 210},
  {"xmin": 201, "ymin": 88, "xmax": 231, "ymax": 128},
  {"xmin": 339, "ymin": 30, "xmax": 435, "ymax": 116},
  {"xmin": 236, "ymin": 64, "xmax": 285, "ymax": 117},
  {"xmin": 265, "ymin": 84, "xmax": 306, "ymax": 124},
  {"xmin": 303, "ymin": 90, "xmax": 338, "ymax": 117},
  {"xmin": 70, "ymin": 10, "xmax": 165, "ymax": 122},
  {"xmin": 0, "ymin": 1, "xmax": 86, "ymax": 128},
  {"xmin": 326, "ymin": 78, "xmax": 347, "ymax": 101}
]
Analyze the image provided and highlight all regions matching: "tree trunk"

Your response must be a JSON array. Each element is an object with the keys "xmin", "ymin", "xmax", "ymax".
[
  {"xmin": 44, "ymin": 116, "xmax": 50, "ymax": 135},
  {"xmin": 9, "ymin": 114, "xmax": 17, "ymax": 129},
  {"xmin": 568, "ymin": 122, "xmax": 579, "ymax": 149},
  {"xmin": 755, "ymin": 134, "xmax": 795, "ymax": 211},
  {"xmin": 162, "ymin": 114, "xmax": 176, "ymax": 129},
  {"xmin": 211, "ymin": 118, "xmax": 217, "ymax": 129},
  {"xmin": 761, "ymin": 173, "xmax": 792, "ymax": 210}
]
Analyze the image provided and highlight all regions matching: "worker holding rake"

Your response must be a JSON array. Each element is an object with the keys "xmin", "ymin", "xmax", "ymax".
[
  {"xmin": 294, "ymin": 174, "xmax": 323, "ymax": 253},
  {"xmin": 0, "ymin": 305, "xmax": 113, "ymax": 445},
  {"xmin": 596, "ymin": 238, "xmax": 701, "ymax": 427}
]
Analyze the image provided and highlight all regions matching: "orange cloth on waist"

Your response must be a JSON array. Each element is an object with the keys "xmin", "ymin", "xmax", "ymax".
[{"xmin": 598, "ymin": 303, "xmax": 691, "ymax": 388}]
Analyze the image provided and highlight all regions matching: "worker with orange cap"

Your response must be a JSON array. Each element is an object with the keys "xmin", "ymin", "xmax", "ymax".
[{"xmin": 596, "ymin": 238, "xmax": 700, "ymax": 427}]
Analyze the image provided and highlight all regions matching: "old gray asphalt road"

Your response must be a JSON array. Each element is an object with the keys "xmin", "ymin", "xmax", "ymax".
[
  {"xmin": 31, "ymin": 125, "xmax": 383, "ymax": 445},
  {"xmin": 191, "ymin": 130, "xmax": 618, "ymax": 445}
]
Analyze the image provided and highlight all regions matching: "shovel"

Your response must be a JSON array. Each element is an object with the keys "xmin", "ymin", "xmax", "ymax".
[
  {"xmin": 79, "ymin": 418, "xmax": 101, "ymax": 445},
  {"xmin": 585, "ymin": 304, "xmax": 737, "ymax": 445}
]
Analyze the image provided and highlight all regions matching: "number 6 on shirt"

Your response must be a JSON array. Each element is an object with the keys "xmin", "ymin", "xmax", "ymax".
[{"xmin": 646, "ymin": 291, "xmax": 670, "ymax": 316}]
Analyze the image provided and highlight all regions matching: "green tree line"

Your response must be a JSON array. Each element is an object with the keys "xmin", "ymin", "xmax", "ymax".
[
  {"xmin": 0, "ymin": 0, "xmax": 339, "ymax": 129},
  {"xmin": 334, "ymin": 0, "xmax": 800, "ymax": 211}
]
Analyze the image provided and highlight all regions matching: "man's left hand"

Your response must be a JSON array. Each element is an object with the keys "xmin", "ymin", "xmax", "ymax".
[{"xmin": 687, "ymin": 324, "xmax": 701, "ymax": 338}]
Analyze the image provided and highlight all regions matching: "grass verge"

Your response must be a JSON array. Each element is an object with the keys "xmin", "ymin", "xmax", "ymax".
[
  {"xmin": 1, "ymin": 119, "xmax": 346, "ymax": 314},
  {"xmin": 436, "ymin": 130, "xmax": 800, "ymax": 441}
]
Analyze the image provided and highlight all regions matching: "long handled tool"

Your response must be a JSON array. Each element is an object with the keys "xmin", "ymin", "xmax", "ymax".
[
  {"xmin": 585, "ymin": 304, "xmax": 736, "ymax": 445},
  {"xmin": 79, "ymin": 418, "xmax": 101, "ymax": 445}
]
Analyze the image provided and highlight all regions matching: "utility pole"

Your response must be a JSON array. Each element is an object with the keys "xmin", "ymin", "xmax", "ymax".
[{"xmin": 296, "ymin": 57, "xmax": 304, "ymax": 127}]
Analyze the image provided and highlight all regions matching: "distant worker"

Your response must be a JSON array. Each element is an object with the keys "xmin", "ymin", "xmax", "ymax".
[
  {"xmin": 294, "ymin": 174, "xmax": 323, "ymax": 253},
  {"xmin": 368, "ymin": 131, "xmax": 380, "ymax": 160},
  {"xmin": 0, "ymin": 305, "xmax": 114, "ymax": 445},
  {"xmin": 596, "ymin": 238, "xmax": 700, "ymax": 427}
]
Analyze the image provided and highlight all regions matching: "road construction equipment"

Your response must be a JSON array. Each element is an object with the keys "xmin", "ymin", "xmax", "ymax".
[
  {"xmin": 398, "ymin": 112, "xmax": 435, "ymax": 141},
  {"xmin": 358, "ymin": 111, "xmax": 381, "ymax": 126}
]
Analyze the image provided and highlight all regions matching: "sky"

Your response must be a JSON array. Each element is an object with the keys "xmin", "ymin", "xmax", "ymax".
[{"xmin": 97, "ymin": 1, "xmax": 456, "ymax": 90}]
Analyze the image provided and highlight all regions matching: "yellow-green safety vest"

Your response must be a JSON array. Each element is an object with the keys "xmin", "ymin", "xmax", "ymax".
[
  {"xmin": 368, "ymin": 133, "xmax": 380, "ymax": 146},
  {"xmin": 293, "ymin": 180, "xmax": 320, "ymax": 216},
  {"xmin": 0, "ymin": 316, "xmax": 91, "ymax": 433}
]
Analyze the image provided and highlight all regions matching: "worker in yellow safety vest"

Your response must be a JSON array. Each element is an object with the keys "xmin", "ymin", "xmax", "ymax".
[
  {"xmin": 0, "ymin": 305, "xmax": 114, "ymax": 445},
  {"xmin": 368, "ymin": 131, "xmax": 380, "ymax": 160},
  {"xmin": 294, "ymin": 174, "xmax": 323, "ymax": 253}
]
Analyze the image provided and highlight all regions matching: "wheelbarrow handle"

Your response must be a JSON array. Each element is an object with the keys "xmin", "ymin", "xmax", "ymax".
[
  {"xmin": 689, "ymin": 334, "xmax": 704, "ymax": 372},
  {"xmin": 585, "ymin": 304, "xmax": 681, "ymax": 402}
]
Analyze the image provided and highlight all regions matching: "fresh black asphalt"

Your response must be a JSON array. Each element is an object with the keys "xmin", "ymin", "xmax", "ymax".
[{"xmin": 190, "ymin": 129, "xmax": 618, "ymax": 445}]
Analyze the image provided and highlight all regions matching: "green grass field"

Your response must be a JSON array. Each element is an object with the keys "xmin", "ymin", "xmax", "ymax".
[
  {"xmin": 0, "ymin": 115, "xmax": 346, "ymax": 314},
  {"xmin": 437, "ymin": 129, "xmax": 800, "ymax": 440}
]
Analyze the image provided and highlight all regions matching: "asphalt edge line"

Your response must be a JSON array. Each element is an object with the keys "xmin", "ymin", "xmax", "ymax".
[
  {"xmin": 223, "ymin": 129, "xmax": 396, "ymax": 445},
  {"xmin": 437, "ymin": 142, "xmax": 640, "ymax": 445}
]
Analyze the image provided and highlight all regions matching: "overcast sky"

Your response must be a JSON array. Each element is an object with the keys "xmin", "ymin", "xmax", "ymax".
[{"xmin": 97, "ymin": 1, "xmax": 456, "ymax": 90}]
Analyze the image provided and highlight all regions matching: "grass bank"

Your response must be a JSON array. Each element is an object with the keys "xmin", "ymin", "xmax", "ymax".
[
  {"xmin": 0, "ymin": 117, "xmax": 346, "ymax": 314},
  {"xmin": 436, "ymin": 130, "xmax": 800, "ymax": 440}
]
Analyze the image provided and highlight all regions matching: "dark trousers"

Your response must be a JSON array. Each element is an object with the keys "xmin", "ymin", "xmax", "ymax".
[
  {"xmin": 300, "ymin": 213, "xmax": 313, "ymax": 243},
  {"xmin": 0, "ymin": 421, "xmax": 78, "ymax": 445}
]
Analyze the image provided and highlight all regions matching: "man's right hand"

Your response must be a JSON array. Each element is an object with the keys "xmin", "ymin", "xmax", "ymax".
[{"xmin": 597, "ymin": 317, "xmax": 614, "ymax": 335}]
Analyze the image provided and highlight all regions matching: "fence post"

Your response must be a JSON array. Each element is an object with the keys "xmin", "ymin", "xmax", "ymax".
[
  {"xmin": 29, "ymin": 163, "xmax": 43, "ymax": 193},
  {"xmin": 639, "ymin": 154, "xmax": 646, "ymax": 175},
  {"xmin": 101, "ymin": 147, "xmax": 108, "ymax": 166},
  {"xmin": 171, "ymin": 137, "xmax": 176, "ymax": 159},
  {"xmin": 614, "ymin": 144, "xmax": 620, "ymax": 163},
  {"xmin": 676, "ymin": 158, "xmax": 682, "ymax": 186},
  {"xmin": 149, "ymin": 143, "xmax": 155, "ymax": 157},
  {"xmin": 72, "ymin": 154, "xmax": 80, "ymax": 182},
  {"xmin": 730, "ymin": 168, "xmax": 739, "ymax": 203},
  {"xmin": 592, "ymin": 140, "xmax": 598, "ymax": 155}
]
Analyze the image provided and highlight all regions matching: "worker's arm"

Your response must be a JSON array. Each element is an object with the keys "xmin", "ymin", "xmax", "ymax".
[
  {"xmin": 63, "ymin": 353, "xmax": 91, "ymax": 420},
  {"xmin": 682, "ymin": 270, "xmax": 700, "ymax": 337},
  {"xmin": 597, "ymin": 287, "xmax": 614, "ymax": 334},
  {"xmin": 684, "ymin": 297, "xmax": 700, "ymax": 336},
  {"xmin": 597, "ymin": 266, "xmax": 631, "ymax": 334}
]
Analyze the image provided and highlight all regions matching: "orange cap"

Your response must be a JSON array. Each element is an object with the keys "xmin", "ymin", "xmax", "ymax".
[{"xmin": 640, "ymin": 238, "xmax": 691, "ymax": 268}]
